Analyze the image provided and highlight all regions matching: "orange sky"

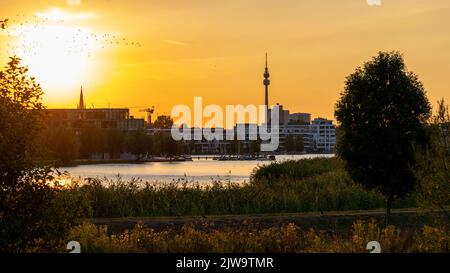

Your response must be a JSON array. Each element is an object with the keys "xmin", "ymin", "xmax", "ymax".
[{"xmin": 1, "ymin": 0, "xmax": 449, "ymax": 120}]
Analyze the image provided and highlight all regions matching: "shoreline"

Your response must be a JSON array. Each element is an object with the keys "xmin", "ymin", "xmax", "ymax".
[{"xmin": 51, "ymin": 153, "xmax": 336, "ymax": 167}]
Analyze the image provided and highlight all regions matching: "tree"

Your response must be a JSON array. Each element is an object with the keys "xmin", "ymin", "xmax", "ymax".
[
  {"xmin": 126, "ymin": 130, "xmax": 152, "ymax": 160},
  {"xmin": 79, "ymin": 124, "xmax": 105, "ymax": 159},
  {"xmin": 285, "ymin": 135, "xmax": 296, "ymax": 153},
  {"xmin": 0, "ymin": 56, "xmax": 81, "ymax": 251},
  {"xmin": 285, "ymin": 135, "xmax": 304, "ymax": 153},
  {"xmin": 153, "ymin": 131, "xmax": 182, "ymax": 159},
  {"xmin": 105, "ymin": 129, "xmax": 125, "ymax": 159},
  {"xmin": 230, "ymin": 139, "xmax": 241, "ymax": 155},
  {"xmin": 42, "ymin": 127, "xmax": 79, "ymax": 165},
  {"xmin": 335, "ymin": 51, "xmax": 431, "ymax": 226},
  {"xmin": 153, "ymin": 115, "xmax": 174, "ymax": 129},
  {"xmin": 295, "ymin": 136, "xmax": 304, "ymax": 153},
  {"xmin": 415, "ymin": 98, "xmax": 450, "ymax": 224},
  {"xmin": 250, "ymin": 139, "xmax": 262, "ymax": 154}
]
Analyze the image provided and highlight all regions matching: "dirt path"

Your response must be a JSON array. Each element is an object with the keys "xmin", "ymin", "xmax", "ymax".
[{"xmin": 88, "ymin": 208, "xmax": 441, "ymax": 235}]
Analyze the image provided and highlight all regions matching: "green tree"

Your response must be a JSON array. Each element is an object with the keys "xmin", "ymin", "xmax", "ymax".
[
  {"xmin": 285, "ymin": 135, "xmax": 295, "ymax": 153},
  {"xmin": 153, "ymin": 115, "xmax": 174, "ymax": 129},
  {"xmin": 295, "ymin": 136, "xmax": 304, "ymax": 153},
  {"xmin": 127, "ymin": 130, "xmax": 152, "ymax": 160},
  {"xmin": 79, "ymin": 124, "xmax": 105, "ymax": 159},
  {"xmin": 250, "ymin": 139, "xmax": 262, "ymax": 154},
  {"xmin": 153, "ymin": 132, "xmax": 182, "ymax": 159},
  {"xmin": 0, "ymin": 56, "xmax": 81, "ymax": 251},
  {"xmin": 43, "ymin": 127, "xmax": 79, "ymax": 165},
  {"xmin": 415, "ymin": 98, "xmax": 450, "ymax": 223},
  {"xmin": 335, "ymin": 51, "xmax": 431, "ymax": 225},
  {"xmin": 285, "ymin": 135, "xmax": 304, "ymax": 153},
  {"xmin": 105, "ymin": 129, "xmax": 125, "ymax": 159},
  {"xmin": 230, "ymin": 139, "xmax": 241, "ymax": 155}
]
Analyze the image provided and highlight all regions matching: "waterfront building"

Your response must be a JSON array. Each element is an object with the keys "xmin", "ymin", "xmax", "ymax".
[
  {"xmin": 45, "ymin": 87, "xmax": 145, "ymax": 132},
  {"xmin": 159, "ymin": 55, "xmax": 337, "ymax": 154}
]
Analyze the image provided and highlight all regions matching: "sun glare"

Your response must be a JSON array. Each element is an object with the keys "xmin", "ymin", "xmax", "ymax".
[{"xmin": 5, "ymin": 9, "xmax": 101, "ymax": 99}]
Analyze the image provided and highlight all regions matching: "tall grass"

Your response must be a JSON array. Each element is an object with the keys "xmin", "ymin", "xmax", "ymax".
[
  {"xmin": 54, "ymin": 220, "xmax": 449, "ymax": 253},
  {"xmin": 61, "ymin": 158, "xmax": 416, "ymax": 218}
]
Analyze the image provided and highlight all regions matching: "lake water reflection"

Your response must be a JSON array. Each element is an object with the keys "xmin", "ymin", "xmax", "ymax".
[{"xmin": 61, "ymin": 154, "xmax": 334, "ymax": 185}]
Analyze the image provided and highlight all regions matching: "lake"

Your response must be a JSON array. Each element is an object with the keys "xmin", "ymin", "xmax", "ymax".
[{"xmin": 61, "ymin": 154, "xmax": 335, "ymax": 185}]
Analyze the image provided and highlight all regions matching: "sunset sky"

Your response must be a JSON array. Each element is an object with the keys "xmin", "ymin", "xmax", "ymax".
[{"xmin": 1, "ymin": 0, "xmax": 449, "ymax": 120}]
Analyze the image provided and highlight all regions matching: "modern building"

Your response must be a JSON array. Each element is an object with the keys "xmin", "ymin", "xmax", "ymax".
[
  {"xmin": 310, "ymin": 118, "xmax": 336, "ymax": 153},
  {"xmin": 45, "ymin": 87, "xmax": 145, "ymax": 132},
  {"xmin": 289, "ymin": 113, "xmax": 311, "ymax": 125},
  {"xmin": 263, "ymin": 55, "xmax": 336, "ymax": 153},
  {"xmin": 162, "ymin": 55, "xmax": 337, "ymax": 154}
]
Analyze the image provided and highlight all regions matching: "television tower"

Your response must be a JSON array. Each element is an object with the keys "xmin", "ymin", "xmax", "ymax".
[{"xmin": 263, "ymin": 53, "xmax": 271, "ymax": 123}]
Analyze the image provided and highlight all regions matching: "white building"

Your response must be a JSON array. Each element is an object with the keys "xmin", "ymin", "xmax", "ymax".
[{"xmin": 310, "ymin": 118, "xmax": 336, "ymax": 153}]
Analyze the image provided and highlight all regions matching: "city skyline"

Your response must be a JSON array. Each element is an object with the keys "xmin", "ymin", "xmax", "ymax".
[{"xmin": 1, "ymin": 0, "xmax": 450, "ymax": 120}]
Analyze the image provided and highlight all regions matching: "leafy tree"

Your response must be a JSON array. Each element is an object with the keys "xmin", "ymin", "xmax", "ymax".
[
  {"xmin": 0, "ymin": 57, "xmax": 81, "ymax": 251},
  {"xmin": 105, "ymin": 129, "xmax": 125, "ymax": 159},
  {"xmin": 126, "ymin": 130, "xmax": 153, "ymax": 160},
  {"xmin": 230, "ymin": 139, "xmax": 241, "ymax": 155},
  {"xmin": 42, "ymin": 127, "xmax": 79, "ymax": 165},
  {"xmin": 335, "ymin": 51, "xmax": 431, "ymax": 225},
  {"xmin": 285, "ymin": 135, "xmax": 295, "ymax": 153},
  {"xmin": 153, "ymin": 132, "xmax": 182, "ymax": 159},
  {"xmin": 295, "ymin": 136, "xmax": 304, "ymax": 153},
  {"xmin": 152, "ymin": 115, "xmax": 174, "ymax": 129},
  {"xmin": 250, "ymin": 139, "xmax": 262, "ymax": 154},
  {"xmin": 415, "ymin": 98, "xmax": 450, "ymax": 224},
  {"xmin": 286, "ymin": 135, "xmax": 304, "ymax": 153},
  {"xmin": 79, "ymin": 124, "xmax": 105, "ymax": 159}
]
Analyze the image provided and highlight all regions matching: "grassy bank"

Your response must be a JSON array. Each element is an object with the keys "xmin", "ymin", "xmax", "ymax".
[
  {"xmin": 61, "ymin": 158, "xmax": 417, "ymax": 218},
  {"xmin": 39, "ymin": 220, "xmax": 448, "ymax": 253}
]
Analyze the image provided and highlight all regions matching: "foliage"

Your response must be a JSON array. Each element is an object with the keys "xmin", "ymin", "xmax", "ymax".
[
  {"xmin": 335, "ymin": 51, "xmax": 432, "ymax": 223},
  {"xmin": 105, "ymin": 129, "xmax": 125, "ymax": 159},
  {"xmin": 126, "ymin": 129, "xmax": 152, "ymax": 160},
  {"xmin": 57, "ymin": 220, "xmax": 450, "ymax": 253},
  {"xmin": 41, "ymin": 127, "xmax": 79, "ymax": 164},
  {"xmin": 285, "ymin": 135, "xmax": 304, "ymax": 153},
  {"xmin": 0, "ymin": 57, "xmax": 81, "ymax": 251},
  {"xmin": 152, "ymin": 115, "xmax": 174, "ymax": 129},
  {"xmin": 415, "ymin": 98, "xmax": 450, "ymax": 224},
  {"xmin": 61, "ymin": 158, "xmax": 417, "ymax": 218},
  {"xmin": 39, "ymin": 127, "xmax": 190, "ymax": 163},
  {"xmin": 251, "ymin": 158, "xmax": 342, "ymax": 182},
  {"xmin": 79, "ymin": 124, "xmax": 105, "ymax": 159},
  {"xmin": 152, "ymin": 131, "xmax": 183, "ymax": 158}
]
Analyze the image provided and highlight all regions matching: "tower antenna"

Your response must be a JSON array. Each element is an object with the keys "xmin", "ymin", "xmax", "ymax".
[{"xmin": 263, "ymin": 53, "xmax": 271, "ymax": 123}]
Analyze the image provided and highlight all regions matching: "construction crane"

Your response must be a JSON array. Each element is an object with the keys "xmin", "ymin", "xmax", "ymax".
[{"xmin": 139, "ymin": 106, "xmax": 155, "ymax": 126}]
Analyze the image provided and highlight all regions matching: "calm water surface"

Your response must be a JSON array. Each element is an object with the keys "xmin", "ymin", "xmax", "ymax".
[{"xmin": 61, "ymin": 154, "xmax": 334, "ymax": 184}]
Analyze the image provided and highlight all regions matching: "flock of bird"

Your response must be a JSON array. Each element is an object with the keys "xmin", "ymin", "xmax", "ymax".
[{"xmin": 0, "ymin": 13, "xmax": 143, "ymax": 58}]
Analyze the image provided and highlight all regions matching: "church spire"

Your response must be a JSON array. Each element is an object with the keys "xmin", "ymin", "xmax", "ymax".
[{"xmin": 78, "ymin": 86, "xmax": 85, "ymax": 110}]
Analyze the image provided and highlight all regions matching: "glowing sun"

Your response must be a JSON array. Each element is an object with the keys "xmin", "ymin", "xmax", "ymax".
[{"xmin": 5, "ymin": 9, "xmax": 101, "ymax": 99}]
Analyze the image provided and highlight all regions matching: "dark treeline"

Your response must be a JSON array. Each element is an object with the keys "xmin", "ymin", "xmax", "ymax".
[{"xmin": 40, "ymin": 125, "xmax": 188, "ymax": 164}]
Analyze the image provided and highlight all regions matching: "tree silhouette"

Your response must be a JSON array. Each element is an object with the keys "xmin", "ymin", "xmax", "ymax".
[
  {"xmin": 415, "ymin": 98, "xmax": 450, "ymax": 223},
  {"xmin": 0, "ymin": 57, "xmax": 81, "ymax": 251},
  {"xmin": 335, "ymin": 51, "xmax": 431, "ymax": 225},
  {"xmin": 42, "ymin": 127, "xmax": 79, "ymax": 164},
  {"xmin": 153, "ymin": 115, "xmax": 174, "ymax": 129}
]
